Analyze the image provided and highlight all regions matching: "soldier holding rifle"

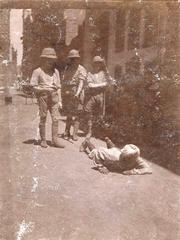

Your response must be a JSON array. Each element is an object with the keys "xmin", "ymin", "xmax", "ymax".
[{"xmin": 83, "ymin": 56, "xmax": 116, "ymax": 139}]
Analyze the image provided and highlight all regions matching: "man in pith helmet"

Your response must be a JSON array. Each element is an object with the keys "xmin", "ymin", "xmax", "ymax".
[
  {"xmin": 80, "ymin": 137, "xmax": 152, "ymax": 175},
  {"xmin": 61, "ymin": 49, "xmax": 87, "ymax": 141},
  {"xmin": 83, "ymin": 55, "xmax": 115, "ymax": 139},
  {"xmin": 30, "ymin": 47, "xmax": 65, "ymax": 148}
]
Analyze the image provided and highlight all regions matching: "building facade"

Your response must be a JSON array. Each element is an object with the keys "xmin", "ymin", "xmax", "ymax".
[
  {"xmin": 0, "ymin": 9, "xmax": 10, "ymax": 87},
  {"xmin": 0, "ymin": 9, "xmax": 10, "ymax": 59},
  {"xmin": 83, "ymin": 2, "xmax": 180, "ymax": 78}
]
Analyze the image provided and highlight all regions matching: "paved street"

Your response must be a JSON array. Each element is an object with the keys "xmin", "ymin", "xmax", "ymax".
[{"xmin": 0, "ymin": 94, "xmax": 180, "ymax": 240}]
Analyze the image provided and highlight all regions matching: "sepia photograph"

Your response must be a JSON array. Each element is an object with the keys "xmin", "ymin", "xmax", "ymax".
[{"xmin": 0, "ymin": 0, "xmax": 180, "ymax": 239}]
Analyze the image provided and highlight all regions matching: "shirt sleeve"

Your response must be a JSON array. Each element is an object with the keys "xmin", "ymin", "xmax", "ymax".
[
  {"xmin": 78, "ymin": 66, "xmax": 87, "ymax": 82},
  {"xmin": 55, "ymin": 69, "xmax": 61, "ymax": 89},
  {"xmin": 86, "ymin": 72, "xmax": 94, "ymax": 85},
  {"xmin": 30, "ymin": 69, "xmax": 39, "ymax": 86},
  {"xmin": 86, "ymin": 72, "xmax": 108, "ymax": 88},
  {"xmin": 122, "ymin": 158, "xmax": 152, "ymax": 175}
]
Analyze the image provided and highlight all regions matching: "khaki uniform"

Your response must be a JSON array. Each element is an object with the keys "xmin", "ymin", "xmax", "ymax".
[
  {"xmin": 84, "ymin": 71, "xmax": 108, "ymax": 116},
  {"xmin": 89, "ymin": 146, "xmax": 152, "ymax": 175},
  {"xmin": 62, "ymin": 64, "xmax": 87, "ymax": 115},
  {"xmin": 30, "ymin": 67, "xmax": 61, "ymax": 122},
  {"xmin": 84, "ymin": 70, "xmax": 115, "ymax": 137},
  {"xmin": 30, "ymin": 47, "xmax": 65, "ymax": 148}
]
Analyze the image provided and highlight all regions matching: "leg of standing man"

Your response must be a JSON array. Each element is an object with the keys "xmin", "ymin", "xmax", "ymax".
[
  {"xmin": 39, "ymin": 117, "xmax": 48, "ymax": 148},
  {"xmin": 38, "ymin": 94, "xmax": 48, "ymax": 148},
  {"xmin": 86, "ymin": 117, "xmax": 93, "ymax": 139},
  {"xmin": 63, "ymin": 115, "xmax": 72, "ymax": 140},
  {"xmin": 50, "ymin": 92, "xmax": 65, "ymax": 148},
  {"xmin": 72, "ymin": 91, "xmax": 84, "ymax": 141},
  {"xmin": 97, "ymin": 92, "xmax": 105, "ymax": 126},
  {"xmin": 51, "ymin": 121, "xmax": 65, "ymax": 148},
  {"xmin": 62, "ymin": 90, "xmax": 74, "ymax": 140},
  {"xmin": 72, "ymin": 115, "xmax": 80, "ymax": 141},
  {"xmin": 84, "ymin": 95, "xmax": 96, "ymax": 139}
]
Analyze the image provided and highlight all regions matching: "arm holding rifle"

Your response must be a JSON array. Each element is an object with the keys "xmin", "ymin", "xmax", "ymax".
[
  {"xmin": 87, "ymin": 72, "xmax": 108, "ymax": 89},
  {"xmin": 55, "ymin": 70, "xmax": 63, "ymax": 109},
  {"xmin": 75, "ymin": 79, "xmax": 84, "ymax": 97},
  {"xmin": 74, "ymin": 66, "xmax": 87, "ymax": 98},
  {"xmin": 88, "ymin": 81, "xmax": 108, "ymax": 88}
]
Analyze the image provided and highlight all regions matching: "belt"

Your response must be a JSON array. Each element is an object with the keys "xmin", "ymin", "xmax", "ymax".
[
  {"xmin": 87, "ymin": 88, "xmax": 104, "ymax": 95},
  {"xmin": 37, "ymin": 90, "xmax": 57, "ymax": 96},
  {"xmin": 63, "ymin": 84, "xmax": 77, "ymax": 88}
]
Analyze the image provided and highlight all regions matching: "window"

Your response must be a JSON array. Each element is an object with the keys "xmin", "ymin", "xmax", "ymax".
[
  {"xmin": 143, "ymin": 8, "xmax": 158, "ymax": 48},
  {"xmin": 115, "ymin": 8, "xmax": 126, "ymax": 52},
  {"xmin": 128, "ymin": 7, "xmax": 141, "ymax": 50}
]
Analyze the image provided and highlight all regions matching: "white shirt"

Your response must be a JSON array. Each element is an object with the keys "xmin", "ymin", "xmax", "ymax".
[
  {"xmin": 30, "ymin": 67, "xmax": 61, "ymax": 91},
  {"xmin": 89, "ymin": 147, "xmax": 121, "ymax": 168}
]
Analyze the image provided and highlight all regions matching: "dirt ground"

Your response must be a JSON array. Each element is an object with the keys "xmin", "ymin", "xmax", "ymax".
[{"xmin": 0, "ymin": 94, "xmax": 180, "ymax": 240}]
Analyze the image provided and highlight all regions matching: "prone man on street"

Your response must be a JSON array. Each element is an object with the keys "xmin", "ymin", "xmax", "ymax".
[
  {"xmin": 61, "ymin": 49, "xmax": 87, "ymax": 141},
  {"xmin": 30, "ymin": 48, "xmax": 65, "ymax": 148},
  {"xmin": 84, "ymin": 56, "xmax": 116, "ymax": 139},
  {"xmin": 80, "ymin": 137, "xmax": 152, "ymax": 175}
]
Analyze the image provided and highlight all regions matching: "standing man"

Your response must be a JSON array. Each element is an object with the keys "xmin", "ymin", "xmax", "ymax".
[
  {"xmin": 30, "ymin": 47, "xmax": 65, "ymax": 148},
  {"xmin": 61, "ymin": 49, "xmax": 87, "ymax": 141},
  {"xmin": 84, "ymin": 56, "xmax": 115, "ymax": 138}
]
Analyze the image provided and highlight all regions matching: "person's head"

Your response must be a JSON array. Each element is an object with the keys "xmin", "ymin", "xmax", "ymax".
[
  {"xmin": 92, "ymin": 56, "xmax": 105, "ymax": 73},
  {"xmin": 40, "ymin": 48, "xmax": 57, "ymax": 70},
  {"xmin": 120, "ymin": 144, "xmax": 140, "ymax": 162},
  {"xmin": 67, "ymin": 49, "xmax": 80, "ymax": 67}
]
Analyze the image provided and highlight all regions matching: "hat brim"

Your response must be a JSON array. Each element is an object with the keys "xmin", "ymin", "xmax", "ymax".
[
  {"xmin": 68, "ymin": 55, "xmax": 80, "ymax": 58},
  {"xmin": 40, "ymin": 55, "xmax": 57, "ymax": 59},
  {"xmin": 93, "ymin": 60, "xmax": 104, "ymax": 63}
]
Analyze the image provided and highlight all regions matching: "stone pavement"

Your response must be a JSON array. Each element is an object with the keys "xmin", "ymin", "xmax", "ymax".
[{"xmin": 0, "ymin": 94, "xmax": 180, "ymax": 240}]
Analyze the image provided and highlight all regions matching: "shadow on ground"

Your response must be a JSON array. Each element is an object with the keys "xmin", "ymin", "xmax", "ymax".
[{"xmin": 23, "ymin": 139, "xmax": 52, "ymax": 146}]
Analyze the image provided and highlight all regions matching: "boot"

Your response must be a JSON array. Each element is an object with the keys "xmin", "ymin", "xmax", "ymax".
[
  {"xmin": 79, "ymin": 139, "xmax": 88, "ymax": 152},
  {"xmin": 86, "ymin": 139, "xmax": 96, "ymax": 151},
  {"xmin": 63, "ymin": 128, "xmax": 71, "ymax": 140},
  {"xmin": 86, "ymin": 120, "xmax": 93, "ymax": 139},
  {"xmin": 39, "ymin": 124, "xmax": 48, "ymax": 148},
  {"xmin": 105, "ymin": 137, "xmax": 115, "ymax": 148},
  {"xmin": 52, "ymin": 121, "xmax": 65, "ymax": 148},
  {"xmin": 72, "ymin": 120, "xmax": 80, "ymax": 141},
  {"xmin": 63, "ymin": 117, "xmax": 71, "ymax": 140},
  {"xmin": 79, "ymin": 138, "xmax": 95, "ymax": 152}
]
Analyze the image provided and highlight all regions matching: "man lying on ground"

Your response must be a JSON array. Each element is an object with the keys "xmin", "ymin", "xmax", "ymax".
[{"xmin": 79, "ymin": 137, "xmax": 152, "ymax": 175}]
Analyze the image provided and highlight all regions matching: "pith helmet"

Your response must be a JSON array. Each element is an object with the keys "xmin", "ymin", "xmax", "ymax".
[
  {"xmin": 68, "ymin": 49, "xmax": 80, "ymax": 58},
  {"xmin": 40, "ymin": 48, "xmax": 57, "ymax": 59},
  {"xmin": 120, "ymin": 144, "xmax": 140, "ymax": 161},
  {"xmin": 93, "ymin": 56, "xmax": 104, "ymax": 63}
]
